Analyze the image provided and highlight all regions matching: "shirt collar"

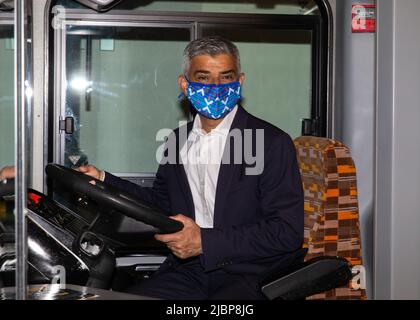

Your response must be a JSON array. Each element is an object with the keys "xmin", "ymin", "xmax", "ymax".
[{"xmin": 191, "ymin": 105, "xmax": 238, "ymax": 137}]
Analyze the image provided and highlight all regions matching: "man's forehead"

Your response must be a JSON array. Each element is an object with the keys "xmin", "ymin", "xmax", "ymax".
[
  {"xmin": 190, "ymin": 54, "xmax": 238, "ymax": 71},
  {"xmin": 191, "ymin": 53, "xmax": 236, "ymax": 64}
]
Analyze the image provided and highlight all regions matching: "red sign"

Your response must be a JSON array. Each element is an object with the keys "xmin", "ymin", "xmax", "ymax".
[{"xmin": 352, "ymin": 4, "xmax": 376, "ymax": 33}]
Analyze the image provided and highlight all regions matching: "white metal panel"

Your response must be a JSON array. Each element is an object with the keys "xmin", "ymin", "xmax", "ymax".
[
  {"xmin": 31, "ymin": 0, "xmax": 51, "ymax": 191},
  {"xmin": 376, "ymin": 0, "xmax": 420, "ymax": 300},
  {"xmin": 375, "ymin": 0, "xmax": 393, "ymax": 300},
  {"xmin": 391, "ymin": 0, "xmax": 420, "ymax": 299},
  {"xmin": 333, "ymin": 0, "xmax": 376, "ymax": 299}
]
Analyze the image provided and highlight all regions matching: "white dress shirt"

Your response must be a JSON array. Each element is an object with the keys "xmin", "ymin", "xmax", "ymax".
[{"xmin": 180, "ymin": 106, "xmax": 238, "ymax": 228}]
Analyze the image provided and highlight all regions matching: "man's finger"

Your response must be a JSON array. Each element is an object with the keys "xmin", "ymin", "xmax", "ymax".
[
  {"xmin": 169, "ymin": 214, "xmax": 188, "ymax": 223},
  {"xmin": 155, "ymin": 233, "xmax": 179, "ymax": 243}
]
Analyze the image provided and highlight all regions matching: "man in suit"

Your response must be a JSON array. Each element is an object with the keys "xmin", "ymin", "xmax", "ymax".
[{"xmin": 77, "ymin": 36, "xmax": 304, "ymax": 299}]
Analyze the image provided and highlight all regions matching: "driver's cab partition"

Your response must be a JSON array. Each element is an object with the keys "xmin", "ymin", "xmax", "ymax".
[
  {"xmin": 294, "ymin": 136, "xmax": 367, "ymax": 300},
  {"xmin": 49, "ymin": 1, "xmax": 328, "ymax": 185}
]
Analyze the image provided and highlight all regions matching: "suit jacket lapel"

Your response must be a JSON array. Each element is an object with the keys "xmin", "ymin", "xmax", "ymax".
[
  {"xmin": 213, "ymin": 106, "xmax": 249, "ymax": 228},
  {"xmin": 174, "ymin": 121, "xmax": 196, "ymax": 219}
]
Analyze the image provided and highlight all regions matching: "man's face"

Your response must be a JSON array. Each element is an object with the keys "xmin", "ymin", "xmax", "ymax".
[{"xmin": 178, "ymin": 53, "xmax": 245, "ymax": 95}]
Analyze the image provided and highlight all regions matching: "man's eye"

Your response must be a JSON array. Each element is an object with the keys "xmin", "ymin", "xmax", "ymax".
[
  {"xmin": 221, "ymin": 75, "xmax": 234, "ymax": 82},
  {"xmin": 197, "ymin": 76, "xmax": 209, "ymax": 82}
]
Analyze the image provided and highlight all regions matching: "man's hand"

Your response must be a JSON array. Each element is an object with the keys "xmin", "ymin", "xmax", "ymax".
[
  {"xmin": 75, "ymin": 164, "xmax": 103, "ymax": 181},
  {"xmin": 155, "ymin": 214, "xmax": 203, "ymax": 259},
  {"xmin": 0, "ymin": 166, "xmax": 15, "ymax": 181}
]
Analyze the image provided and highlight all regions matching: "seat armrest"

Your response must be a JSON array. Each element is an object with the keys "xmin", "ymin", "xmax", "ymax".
[{"xmin": 261, "ymin": 256, "xmax": 352, "ymax": 300}]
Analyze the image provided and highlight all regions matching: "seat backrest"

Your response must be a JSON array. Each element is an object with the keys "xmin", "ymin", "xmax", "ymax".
[{"xmin": 294, "ymin": 136, "xmax": 366, "ymax": 300}]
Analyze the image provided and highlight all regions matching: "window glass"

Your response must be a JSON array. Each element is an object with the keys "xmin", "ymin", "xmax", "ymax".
[
  {"xmin": 0, "ymin": 20, "xmax": 15, "ymax": 296},
  {"xmin": 201, "ymin": 27, "xmax": 312, "ymax": 138},
  {"xmin": 0, "ymin": 25, "xmax": 14, "ymax": 166},
  {"xmin": 56, "ymin": 2, "xmax": 321, "ymax": 175},
  {"xmin": 61, "ymin": 24, "xmax": 313, "ymax": 174},
  {"xmin": 64, "ymin": 26, "xmax": 191, "ymax": 173}
]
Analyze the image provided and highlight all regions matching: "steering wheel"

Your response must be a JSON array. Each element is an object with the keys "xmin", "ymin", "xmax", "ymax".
[{"xmin": 45, "ymin": 164, "xmax": 183, "ymax": 234}]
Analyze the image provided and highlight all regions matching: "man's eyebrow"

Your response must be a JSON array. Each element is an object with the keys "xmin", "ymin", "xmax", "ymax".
[
  {"xmin": 193, "ymin": 70, "xmax": 237, "ymax": 75},
  {"xmin": 220, "ymin": 69, "xmax": 236, "ymax": 75}
]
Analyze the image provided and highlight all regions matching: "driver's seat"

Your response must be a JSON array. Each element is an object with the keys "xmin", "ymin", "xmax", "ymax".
[
  {"xmin": 259, "ymin": 136, "xmax": 366, "ymax": 300},
  {"xmin": 294, "ymin": 136, "xmax": 367, "ymax": 300}
]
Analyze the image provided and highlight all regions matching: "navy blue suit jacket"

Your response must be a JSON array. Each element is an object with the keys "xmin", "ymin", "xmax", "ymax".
[{"xmin": 105, "ymin": 106, "xmax": 304, "ymax": 276}]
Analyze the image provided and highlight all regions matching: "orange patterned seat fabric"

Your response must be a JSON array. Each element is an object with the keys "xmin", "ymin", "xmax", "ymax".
[{"xmin": 294, "ymin": 136, "xmax": 367, "ymax": 300}]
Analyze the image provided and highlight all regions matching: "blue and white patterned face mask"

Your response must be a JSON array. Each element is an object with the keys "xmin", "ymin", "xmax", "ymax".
[{"xmin": 181, "ymin": 77, "xmax": 242, "ymax": 119}]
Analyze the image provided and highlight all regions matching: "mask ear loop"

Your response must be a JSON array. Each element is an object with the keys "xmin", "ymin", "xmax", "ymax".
[{"xmin": 236, "ymin": 77, "xmax": 243, "ymax": 101}]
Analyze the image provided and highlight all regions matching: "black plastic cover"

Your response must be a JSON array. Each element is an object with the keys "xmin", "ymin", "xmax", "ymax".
[{"xmin": 261, "ymin": 256, "xmax": 353, "ymax": 300}]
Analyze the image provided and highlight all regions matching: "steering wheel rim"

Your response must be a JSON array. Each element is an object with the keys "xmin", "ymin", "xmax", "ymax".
[{"xmin": 45, "ymin": 164, "xmax": 183, "ymax": 234}]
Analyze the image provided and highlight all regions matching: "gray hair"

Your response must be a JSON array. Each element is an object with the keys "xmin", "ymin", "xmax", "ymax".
[{"xmin": 182, "ymin": 36, "xmax": 241, "ymax": 75}]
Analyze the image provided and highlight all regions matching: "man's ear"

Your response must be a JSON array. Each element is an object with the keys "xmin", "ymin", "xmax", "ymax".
[
  {"xmin": 178, "ymin": 75, "xmax": 188, "ymax": 95},
  {"xmin": 239, "ymin": 72, "xmax": 245, "ymax": 86}
]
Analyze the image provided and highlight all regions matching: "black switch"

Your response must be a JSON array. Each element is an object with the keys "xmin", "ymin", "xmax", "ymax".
[{"xmin": 59, "ymin": 117, "xmax": 75, "ymax": 134}]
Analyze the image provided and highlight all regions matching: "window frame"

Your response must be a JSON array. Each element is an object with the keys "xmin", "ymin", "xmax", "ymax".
[
  {"xmin": 0, "ymin": 12, "xmax": 13, "ymax": 24},
  {"xmin": 52, "ymin": 10, "xmax": 196, "ymax": 181},
  {"xmin": 50, "ymin": 6, "xmax": 330, "ymax": 183}
]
